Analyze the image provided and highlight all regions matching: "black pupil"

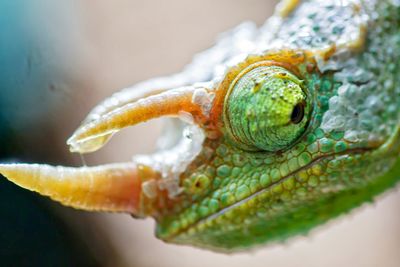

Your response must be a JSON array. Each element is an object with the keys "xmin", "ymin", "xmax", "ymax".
[{"xmin": 291, "ymin": 102, "xmax": 305, "ymax": 124}]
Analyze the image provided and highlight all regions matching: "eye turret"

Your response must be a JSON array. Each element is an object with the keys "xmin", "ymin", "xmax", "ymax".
[{"xmin": 223, "ymin": 64, "xmax": 311, "ymax": 151}]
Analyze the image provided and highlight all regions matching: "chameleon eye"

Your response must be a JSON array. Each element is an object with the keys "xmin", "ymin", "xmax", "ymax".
[
  {"xmin": 223, "ymin": 64, "xmax": 311, "ymax": 152},
  {"xmin": 290, "ymin": 101, "xmax": 305, "ymax": 124}
]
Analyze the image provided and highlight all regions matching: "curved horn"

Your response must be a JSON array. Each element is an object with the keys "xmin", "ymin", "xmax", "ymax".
[
  {"xmin": 83, "ymin": 85, "xmax": 166, "ymax": 124},
  {"xmin": 67, "ymin": 84, "xmax": 214, "ymax": 154},
  {"xmin": 0, "ymin": 163, "xmax": 147, "ymax": 214}
]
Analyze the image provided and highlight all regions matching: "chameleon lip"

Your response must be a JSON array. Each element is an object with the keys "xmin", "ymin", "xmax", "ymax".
[
  {"xmin": 67, "ymin": 85, "xmax": 213, "ymax": 154},
  {"xmin": 165, "ymin": 147, "xmax": 372, "ymax": 240}
]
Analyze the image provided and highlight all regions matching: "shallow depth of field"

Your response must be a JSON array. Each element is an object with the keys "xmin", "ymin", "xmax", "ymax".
[{"xmin": 0, "ymin": 1, "xmax": 399, "ymax": 266}]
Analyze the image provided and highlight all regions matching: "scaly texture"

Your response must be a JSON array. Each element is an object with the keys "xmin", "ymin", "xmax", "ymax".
[{"xmin": 0, "ymin": 0, "xmax": 399, "ymax": 252}]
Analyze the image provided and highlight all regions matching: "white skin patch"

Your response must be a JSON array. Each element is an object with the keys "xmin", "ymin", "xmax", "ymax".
[
  {"xmin": 318, "ymin": 0, "xmax": 399, "ymax": 144},
  {"xmin": 192, "ymin": 88, "xmax": 215, "ymax": 117},
  {"xmin": 134, "ymin": 124, "xmax": 205, "ymax": 198}
]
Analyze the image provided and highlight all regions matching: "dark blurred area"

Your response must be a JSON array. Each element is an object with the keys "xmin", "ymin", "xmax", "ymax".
[
  {"xmin": 0, "ymin": 181, "xmax": 100, "ymax": 266},
  {"xmin": 0, "ymin": 1, "xmax": 100, "ymax": 266}
]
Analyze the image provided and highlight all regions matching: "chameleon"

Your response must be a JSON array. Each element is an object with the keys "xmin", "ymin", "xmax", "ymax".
[{"xmin": 0, "ymin": 0, "xmax": 399, "ymax": 252}]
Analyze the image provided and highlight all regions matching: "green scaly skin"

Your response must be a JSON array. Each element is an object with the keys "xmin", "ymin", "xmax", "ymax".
[
  {"xmin": 1, "ymin": 0, "xmax": 399, "ymax": 252},
  {"xmin": 151, "ymin": 0, "xmax": 400, "ymax": 251}
]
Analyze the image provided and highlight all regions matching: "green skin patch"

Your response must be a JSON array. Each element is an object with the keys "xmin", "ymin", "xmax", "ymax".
[
  {"xmin": 153, "ymin": 1, "xmax": 400, "ymax": 251},
  {"xmin": 1, "ymin": 0, "xmax": 398, "ymax": 253},
  {"xmin": 224, "ymin": 65, "xmax": 311, "ymax": 152}
]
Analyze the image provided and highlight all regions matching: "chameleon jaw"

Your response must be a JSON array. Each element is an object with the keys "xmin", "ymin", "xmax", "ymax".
[{"xmin": 159, "ymin": 147, "xmax": 375, "ymax": 249}]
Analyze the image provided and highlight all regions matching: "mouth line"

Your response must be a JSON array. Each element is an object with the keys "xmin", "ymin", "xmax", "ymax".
[{"xmin": 167, "ymin": 147, "xmax": 371, "ymax": 240}]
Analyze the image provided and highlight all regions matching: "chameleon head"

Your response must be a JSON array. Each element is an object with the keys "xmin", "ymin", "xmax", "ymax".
[{"xmin": 0, "ymin": 51, "xmax": 399, "ymax": 251}]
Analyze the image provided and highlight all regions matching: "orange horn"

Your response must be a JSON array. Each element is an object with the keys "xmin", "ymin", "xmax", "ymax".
[
  {"xmin": 67, "ymin": 84, "xmax": 214, "ymax": 154},
  {"xmin": 0, "ymin": 163, "xmax": 149, "ymax": 214}
]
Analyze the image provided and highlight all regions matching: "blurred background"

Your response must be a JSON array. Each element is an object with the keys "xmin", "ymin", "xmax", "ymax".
[{"xmin": 0, "ymin": 0, "xmax": 399, "ymax": 266}]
